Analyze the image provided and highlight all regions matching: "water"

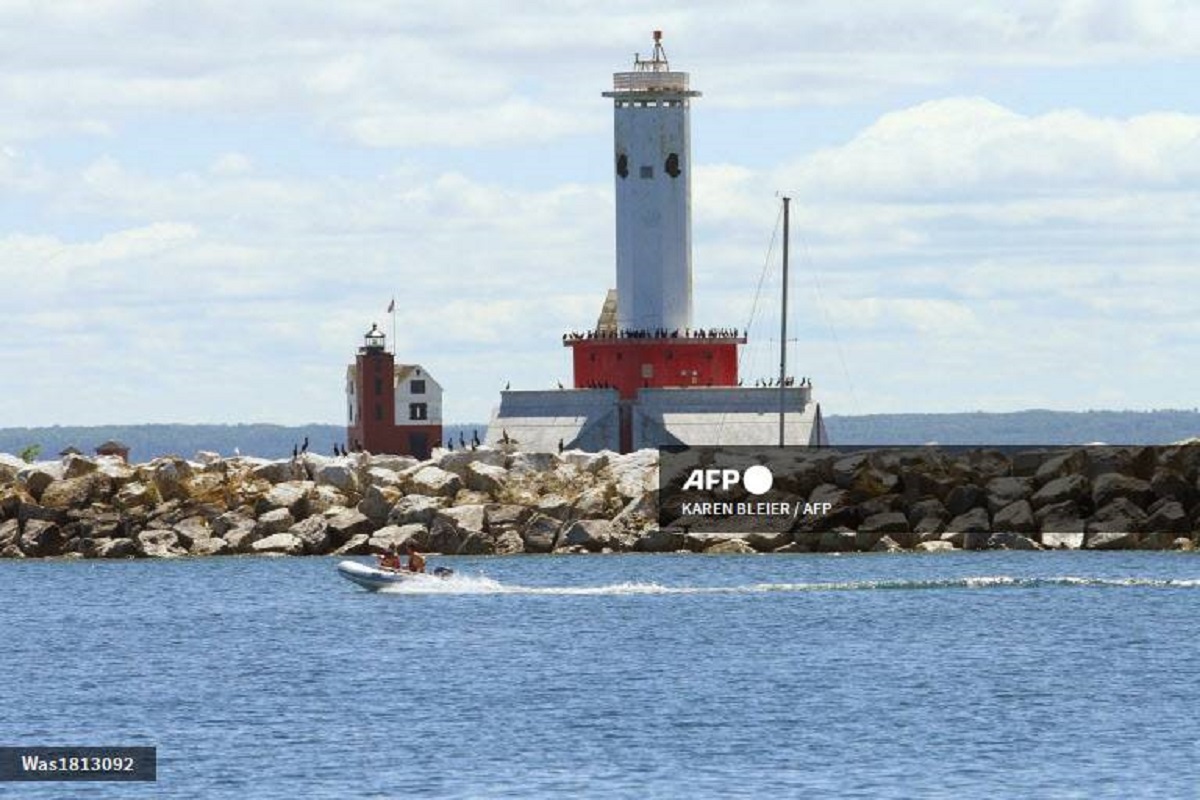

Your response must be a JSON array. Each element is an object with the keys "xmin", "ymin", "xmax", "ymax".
[{"xmin": 3, "ymin": 552, "xmax": 1199, "ymax": 798}]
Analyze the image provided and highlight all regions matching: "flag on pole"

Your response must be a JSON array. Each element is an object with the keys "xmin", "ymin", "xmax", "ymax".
[{"xmin": 386, "ymin": 298, "xmax": 395, "ymax": 313}]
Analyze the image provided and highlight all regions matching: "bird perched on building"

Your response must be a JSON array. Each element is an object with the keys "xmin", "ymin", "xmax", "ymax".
[{"xmin": 505, "ymin": 381, "xmax": 511, "ymax": 390}]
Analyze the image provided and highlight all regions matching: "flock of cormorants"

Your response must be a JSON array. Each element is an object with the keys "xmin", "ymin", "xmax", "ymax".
[{"xmin": 563, "ymin": 326, "xmax": 745, "ymax": 341}]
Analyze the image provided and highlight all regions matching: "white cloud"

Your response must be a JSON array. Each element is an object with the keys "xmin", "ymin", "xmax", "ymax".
[{"xmin": 1, "ymin": 6, "xmax": 1199, "ymax": 425}]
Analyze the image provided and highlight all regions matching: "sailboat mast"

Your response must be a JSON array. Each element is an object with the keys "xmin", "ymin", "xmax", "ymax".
[{"xmin": 778, "ymin": 196, "xmax": 790, "ymax": 448}]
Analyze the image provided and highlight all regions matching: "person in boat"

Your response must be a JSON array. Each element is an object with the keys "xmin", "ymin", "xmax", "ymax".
[
  {"xmin": 404, "ymin": 541, "xmax": 426, "ymax": 574},
  {"xmin": 378, "ymin": 544, "xmax": 403, "ymax": 572}
]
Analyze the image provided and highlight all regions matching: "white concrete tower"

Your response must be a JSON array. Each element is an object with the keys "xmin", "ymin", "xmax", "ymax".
[{"xmin": 603, "ymin": 31, "xmax": 700, "ymax": 332}]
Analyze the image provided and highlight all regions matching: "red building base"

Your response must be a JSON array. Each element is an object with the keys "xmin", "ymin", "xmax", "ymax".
[
  {"xmin": 566, "ymin": 334, "xmax": 744, "ymax": 399},
  {"xmin": 347, "ymin": 422, "xmax": 441, "ymax": 460}
]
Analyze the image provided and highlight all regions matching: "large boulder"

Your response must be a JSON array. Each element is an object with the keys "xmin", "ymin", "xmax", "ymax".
[
  {"xmin": 0, "ymin": 453, "xmax": 25, "ymax": 486},
  {"xmin": 367, "ymin": 524, "xmax": 428, "ymax": 554},
  {"xmin": 908, "ymin": 498, "xmax": 949, "ymax": 536},
  {"xmin": 1041, "ymin": 531, "xmax": 1085, "ymax": 550},
  {"xmin": 945, "ymin": 484, "xmax": 987, "ymax": 517},
  {"xmin": 408, "ymin": 466, "xmax": 462, "ymax": 498},
  {"xmin": 521, "ymin": 513, "xmax": 562, "ymax": 553},
  {"xmin": 254, "ymin": 508, "xmax": 295, "ymax": 538},
  {"xmin": 369, "ymin": 454, "xmax": 420, "ymax": 474},
  {"xmin": 985, "ymin": 477, "xmax": 1033, "ymax": 515},
  {"xmin": 1085, "ymin": 530, "xmax": 1140, "ymax": 550},
  {"xmin": 987, "ymin": 532, "xmax": 1041, "ymax": 550},
  {"xmin": 1088, "ymin": 498, "xmax": 1148, "ymax": 533},
  {"xmin": 608, "ymin": 450, "xmax": 657, "ymax": 501},
  {"xmin": 289, "ymin": 516, "xmax": 332, "ymax": 555},
  {"xmin": 17, "ymin": 465, "xmax": 60, "ymax": 501},
  {"xmin": 326, "ymin": 510, "xmax": 375, "ymax": 547},
  {"xmin": 560, "ymin": 450, "xmax": 610, "ymax": 474},
  {"xmin": 1034, "ymin": 450, "xmax": 1089, "ymax": 486},
  {"xmin": 135, "ymin": 528, "xmax": 185, "ymax": 558},
  {"xmin": 916, "ymin": 540, "xmax": 955, "ymax": 552},
  {"xmin": 429, "ymin": 505, "xmax": 487, "ymax": 554},
  {"xmin": 946, "ymin": 507, "xmax": 990, "ymax": 534},
  {"xmin": 464, "ymin": 461, "xmax": 509, "ymax": 496},
  {"xmin": 98, "ymin": 538, "xmax": 140, "ymax": 558},
  {"xmin": 706, "ymin": 538, "xmax": 757, "ymax": 555},
  {"xmin": 1032, "ymin": 475, "xmax": 1090, "ymax": 509},
  {"xmin": 172, "ymin": 516, "xmax": 213, "ymax": 549},
  {"xmin": 114, "ymin": 481, "xmax": 158, "ymax": 510},
  {"xmin": 0, "ymin": 518, "xmax": 20, "ymax": 550},
  {"xmin": 634, "ymin": 528, "xmax": 685, "ymax": 553},
  {"xmin": 364, "ymin": 467, "xmax": 403, "ymax": 489},
  {"xmin": 251, "ymin": 533, "xmax": 305, "ymax": 555},
  {"xmin": 992, "ymin": 500, "xmax": 1037, "ymax": 534},
  {"xmin": 871, "ymin": 535, "xmax": 904, "ymax": 553},
  {"xmin": 315, "ymin": 462, "xmax": 360, "ymax": 496},
  {"xmin": 331, "ymin": 533, "xmax": 371, "ymax": 555},
  {"xmin": 1150, "ymin": 469, "xmax": 1195, "ymax": 509},
  {"xmin": 19, "ymin": 519, "xmax": 68, "ymax": 557},
  {"xmin": 486, "ymin": 504, "xmax": 532, "ymax": 536},
  {"xmin": 358, "ymin": 484, "xmax": 402, "ymax": 525},
  {"xmin": 190, "ymin": 537, "xmax": 231, "ymax": 556},
  {"xmin": 559, "ymin": 519, "xmax": 618, "ymax": 552},
  {"xmin": 40, "ymin": 473, "xmax": 112, "ymax": 509},
  {"xmin": 535, "ymin": 494, "xmax": 573, "ymax": 521},
  {"xmin": 1092, "ymin": 473, "xmax": 1154, "ymax": 510},
  {"xmin": 258, "ymin": 481, "xmax": 313, "ymax": 519},
  {"xmin": 249, "ymin": 459, "xmax": 305, "ymax": 484},
  {"xmin": 212, "ymin": 510, "xmax": 255, "ymax": 537},
  {"xmin": 387, "ymin": 495, "xmax": 446, "ymax": 526},
  {"xmin": 1037, "ymin": 501, "xmax": 1086, "ymax": 534},
  {"xmin": 61, "ymin": 455, "xmax": 98, "ymax": 480},
  {"xmin": 743, "ymin": 529, "xmax": 794, "ymax": 552},
  {"xmin": 224, "ymin": 525, "xmax": 265, "ymax": 553},
  {"xmin": 1145, "ymin": 500, "xmax": 1189, "ymax": 534},
  {"xmin": 149, "ymin": 458, "xmax": 193, "ymax": 502}
]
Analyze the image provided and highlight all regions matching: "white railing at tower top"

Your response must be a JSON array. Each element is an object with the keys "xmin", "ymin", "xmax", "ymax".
[{"xmin": 610, "ymin": 71, "xmax": 690, "ymax": 93}]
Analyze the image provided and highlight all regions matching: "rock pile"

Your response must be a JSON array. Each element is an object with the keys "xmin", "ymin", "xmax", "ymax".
[
  {"xmin": 0, "ymin": 448, "xmax": 658, "ymax": 559},
  {"xmin": 1, "ymin": 444, "xmax": 1198, "ymax": 559},
  {"xmin": 661, "ymin": 445, "xmax": 1200, "ymax": 552}
]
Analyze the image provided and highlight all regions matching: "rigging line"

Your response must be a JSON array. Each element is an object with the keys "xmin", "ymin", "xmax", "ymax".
[
  {"xmin": 794, "ymin": 228, "xmax": 861, "ymax": 416},
  {"xmin": 714, "ymin": 201, "xmax": 784, "ymax": 444},
  {"xmin": 738, "ymin": 201, "xmax": 784, "ymax": 374}
]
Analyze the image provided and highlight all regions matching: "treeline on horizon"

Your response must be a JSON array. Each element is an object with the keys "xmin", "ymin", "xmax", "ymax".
[{"xmin": 1, "ymin": 410, "xmax": 1198, "ymax": 462}]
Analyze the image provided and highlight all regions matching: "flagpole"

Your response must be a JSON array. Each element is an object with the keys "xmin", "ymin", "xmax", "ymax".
[{"xmin": 389, "ymin": 296, "xmax": 396, "ymax": 354}]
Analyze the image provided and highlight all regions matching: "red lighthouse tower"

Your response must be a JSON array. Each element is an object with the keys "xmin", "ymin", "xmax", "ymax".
[{"xmin": 346, "ymin": 324, "xmax": 443, "ymax": 459}]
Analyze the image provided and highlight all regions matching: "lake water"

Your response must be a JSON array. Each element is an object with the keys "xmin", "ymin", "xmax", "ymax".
[{"xmin": 3, "ymin": 552, "xmax": 1199, "ymax": 798}]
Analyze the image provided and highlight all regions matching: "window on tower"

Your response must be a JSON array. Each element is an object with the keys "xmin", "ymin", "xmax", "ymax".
[
  {"xmin": 411, "ymin": 379, "xmax": 426, "ymax": 394},
  {"xmin": 665, "ymin": 153, "xmax": 680, "ymax": 177},
  {"xmin": 640, "ymin": 166, "xmax": 653, "ymax": 179},
  {"xmin": 616, "ymin": 154, "xmax": 628, "ymax": 179}
]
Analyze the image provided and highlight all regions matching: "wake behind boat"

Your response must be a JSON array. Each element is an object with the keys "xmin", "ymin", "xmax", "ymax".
[{"xmin": 336, "ymin": 560, "xmax": 453, "ymax": 591}]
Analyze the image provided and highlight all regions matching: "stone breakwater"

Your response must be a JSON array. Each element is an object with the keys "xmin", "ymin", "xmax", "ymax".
[
  {"xmin": 660, "ymin": 444, "xmax": 1200, "ymax": 553},
  {"xmin": 0, "ymin": 448, "xmax": 659, "ymax": 559},
  {"xmin": 0, "ymin": 444, "xmax": 1198, "ymax": 559}
]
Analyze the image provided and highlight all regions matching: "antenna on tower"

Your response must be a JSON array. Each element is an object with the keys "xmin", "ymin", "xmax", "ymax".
[{"xmin": 635, "ymin": 30, "xmax": 669, "ymax": 72}]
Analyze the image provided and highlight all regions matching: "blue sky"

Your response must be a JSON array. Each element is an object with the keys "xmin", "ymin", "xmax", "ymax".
[{"xmin": 2, "ymin": 1, "xmax": 1198, "ymax": 426}]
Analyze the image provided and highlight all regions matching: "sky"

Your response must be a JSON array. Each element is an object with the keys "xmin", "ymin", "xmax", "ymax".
[{"xmin": 2, "ymin": 1, "xmax": 1198, "ymax": 426}]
